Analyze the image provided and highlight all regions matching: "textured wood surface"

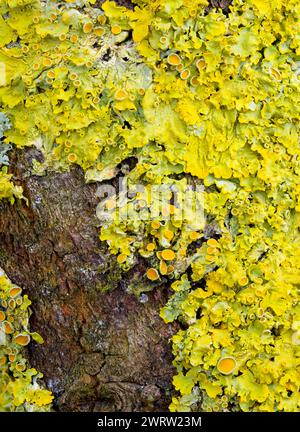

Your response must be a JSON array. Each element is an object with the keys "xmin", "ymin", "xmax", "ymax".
[{"xmin": 0, "ymin": 148, "xmax": 176, "ymax": 411}]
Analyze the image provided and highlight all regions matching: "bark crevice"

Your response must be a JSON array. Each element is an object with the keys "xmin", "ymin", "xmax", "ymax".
[{"xmin": 0, "ymin": 149, "xmax": 177, "ymax": 412}]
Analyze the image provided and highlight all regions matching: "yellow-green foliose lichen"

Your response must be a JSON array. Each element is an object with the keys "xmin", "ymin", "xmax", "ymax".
[
  {"xmin": 0, "ymin": 269, "xmax": 53, "ymax": 411},
  {"xmin": 0, "ymin": 0, "xmax": 299, "ymax": 412}
]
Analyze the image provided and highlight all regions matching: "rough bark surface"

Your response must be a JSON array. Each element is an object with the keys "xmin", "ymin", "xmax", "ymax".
[{"xmin": 0, "ymin": 149, "xmax": 177, "ymax": 412}]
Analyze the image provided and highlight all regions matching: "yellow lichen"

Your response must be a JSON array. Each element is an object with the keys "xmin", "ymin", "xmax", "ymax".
[
  {"xmin": 0, "ymin": 0, "xmax": 299, "ymax": 413},
  {"xmin": 0, "ymin": 270, "xmax": 52, "ymax": 411}
]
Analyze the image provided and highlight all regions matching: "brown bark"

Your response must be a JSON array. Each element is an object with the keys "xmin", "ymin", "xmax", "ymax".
[{"xmin": 0, "ymin": 148, "xmax": 177, "ymax": 412}]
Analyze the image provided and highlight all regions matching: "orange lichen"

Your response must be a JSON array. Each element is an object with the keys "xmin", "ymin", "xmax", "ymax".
[
  {"xmin": 178, "ymin": 248, "xmax": 186, "ymax": 257},
  {"xmin": 47, "ymin": 70, "xmax": 55, "ymax": 79},
  {"xmin": 189, "ymin": 231, "xmax": 200, "ymax": 241},
  {"xmin": 190, "ymin": 76, "xmax": 199, "ymax": 86},
  {"xmin": 159, "ymin": 260, "xmax": 168, "ymax": 275},
  {"xmin": 239, "ymin": 276, "xmax": 249, "ymax": 286},
  {"xmin": 14, "ymin": 334, "xmax": 31, "ymax": 346},
  {"xmin": 146, "ymin": 243, "xmax": 156, "ymax": 252},
  {"xmin": 94, "ymin": 27, "xmax": 105, "ymax": 37},
  {"xmin": 83, "ymin": 22, "xmax": 93, "ymax": 33},
  {"xmin": 146, "ymin": 268, "xmax": 160, "ymax": 281},
  {"xmin": 180, "ymin": 69, "xmax": 190, "ymax": 80},
  {"xmin": 163, "ymin": 229, "xmax": 174, "ymax": 241},
  {"xmin": 217, "ymin": 357, "xmax": 237, "ymax": 375},
  {"xmin": 167, "ymin": 54, "xmax": 181, "ymax": 66},
  {"xmin": 196, "ymin": 58, "xmax": 206, "ymax": 71},
  {"xmin": 70, "ymin": 34, "xmax": 78, "ymax": 43},
  {"xmin": 151, "ymin": 221, "xmax": 161, "ymax": 230},
  {"xmin": 207, "ymin": 246, "xmax": 217, "ymax": 255},
  {"xmin": 161, "ymin": 249, "xmax": 175, "ymax": 261},
  {"xmin": 97, "ymin": 15, "xmax": 107, "ymax": 25},
  {"xmin": 9, "ymin": 288, "xmax": 22, "ymax": 298},
  {"xmin": 115, "ymin": 89, "xmax": 128, "ymax": 100},
  {"xmin": 4, "ymin": 321, "xmax": 14, "ymax": 334},
  {"xmin": 167, "ymin": 265, "xmax": 174, "ymax": 274},
  {"xmin": 42, "ymin": 58, "xmax": 52, "ymax": 67},
  {"xmin": 111, "ymin": 24, "xmax": 122, "ymax": 35},
  {"xmin": 68, "ymin": 153, "xmax": 77, "ymax": 163},
  {"xmin": 207, "ymin": 238, "xmax": 220, "ymax": 248},
  {"xmin": 8, "ymin": 299, "xmax": 16, "ymax": 309},
  {"xmin": 117, "ymin": 253, "xmax": 127, "ymax": 264},
  {"xmin": 169, "ymin": 205, "xmax": 176, "ymax": 215}
]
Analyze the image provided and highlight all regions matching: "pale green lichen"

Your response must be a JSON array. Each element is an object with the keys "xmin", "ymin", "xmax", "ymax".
[
  {"xmin": 0, "ymin": 0, "xmax": 299, "ymax": 412},
  {"xmin": 0, "ymin": 112, "xmax": 23, "ymax": 201}
]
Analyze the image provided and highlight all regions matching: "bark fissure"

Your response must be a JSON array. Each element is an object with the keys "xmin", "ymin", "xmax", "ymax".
[{"xmin": 0, "ymin": 149, "xmax": 177, "ymax": 412}]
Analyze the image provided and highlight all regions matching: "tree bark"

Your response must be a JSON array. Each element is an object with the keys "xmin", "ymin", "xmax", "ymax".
[{"xmin": 0, "ymin": 148, "xmax": 177, "ymax": 412}]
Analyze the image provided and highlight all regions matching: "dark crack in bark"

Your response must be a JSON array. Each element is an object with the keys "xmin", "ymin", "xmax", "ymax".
[{"xmin": 0, "ymin": 148, "xmax": 177, "ymax": 412}]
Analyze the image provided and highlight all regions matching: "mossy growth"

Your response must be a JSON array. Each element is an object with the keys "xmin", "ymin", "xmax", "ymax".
[{"xmin": 0, "ymin": 0, "xmax": 299, "ymax": 412}]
